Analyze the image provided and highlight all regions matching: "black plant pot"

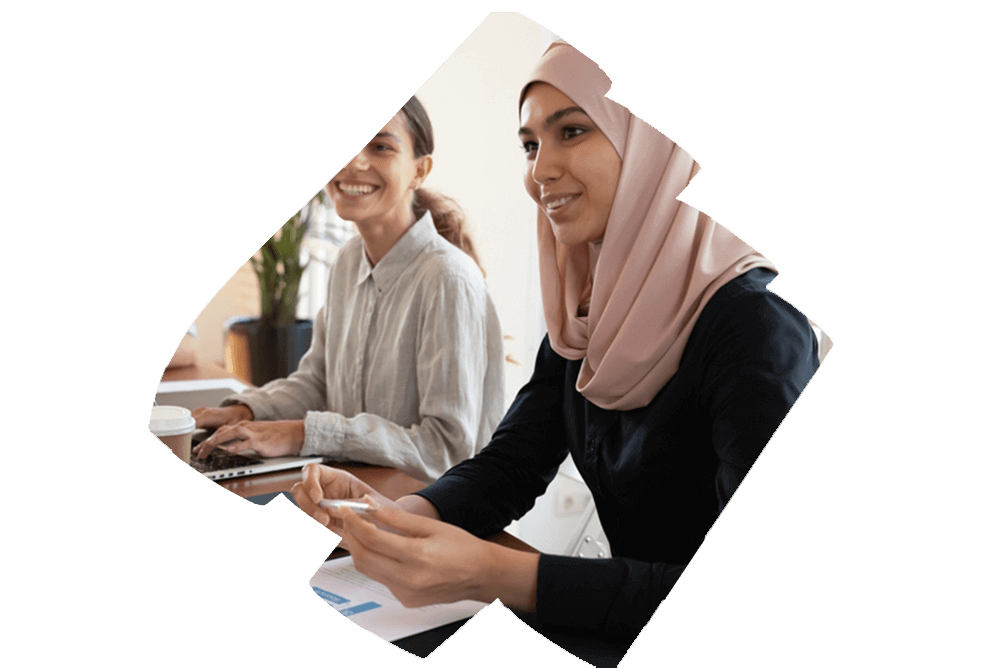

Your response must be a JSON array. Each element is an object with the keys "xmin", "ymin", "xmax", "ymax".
[{"xmin": 229, "ymin": 318, "xmax": 313, "ymax": 387}]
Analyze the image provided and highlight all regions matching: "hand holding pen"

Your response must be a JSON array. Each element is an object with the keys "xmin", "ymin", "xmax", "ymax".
[
  {"xmin": 290, "ymin": 464, "xmax": 396, "ymax": 546},
  {"xmin": 319, "ymin": 499, "xmax": 374, "ymax": 514}
]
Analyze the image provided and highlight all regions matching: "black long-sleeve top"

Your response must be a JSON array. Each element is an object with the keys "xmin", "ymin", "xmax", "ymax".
[{"xmin": 414, "ymin": 268, "xmax": 820, "ymax": 644}]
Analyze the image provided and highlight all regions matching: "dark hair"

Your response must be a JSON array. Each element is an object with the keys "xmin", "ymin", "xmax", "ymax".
[{"xmin": 399, "ymin": 96, "xmax": 485, "ymax": 276}]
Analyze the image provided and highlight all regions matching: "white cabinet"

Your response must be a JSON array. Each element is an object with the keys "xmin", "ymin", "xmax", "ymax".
[{"xmin": 568, "ymin": 500, "xmax": 611, "ymax": 559}]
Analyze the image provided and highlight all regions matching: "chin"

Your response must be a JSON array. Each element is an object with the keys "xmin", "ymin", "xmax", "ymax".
[{"xmin": 551, "ymin": 226, "xmax": 591, "ymax": 247}]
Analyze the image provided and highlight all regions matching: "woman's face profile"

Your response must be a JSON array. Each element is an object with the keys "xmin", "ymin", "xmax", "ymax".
[
  {"xmin": 326, "ymin": 112, "xmax": 431, "ymax": 229},
  {"xmin": 519, "ymin": 83, "xmax": 622, "ymax": 247}
]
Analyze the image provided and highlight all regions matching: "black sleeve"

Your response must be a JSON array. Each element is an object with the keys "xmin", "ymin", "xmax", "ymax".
[
  {"xmin": 702, "ymin": 286, "xmax": 819, "ymax": 508},
  {"xmin": 536, "ymin": 554, "xmax": 686, "ymax": 642},
  {"xmin": 414, "ymin": 337, "xmax": 572, "ymax": 538}
]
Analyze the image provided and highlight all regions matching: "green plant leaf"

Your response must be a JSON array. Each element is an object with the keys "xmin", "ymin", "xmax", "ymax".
[{"xmin": 249, "ymin": 208, "xmax": 315, "ymax": 326}]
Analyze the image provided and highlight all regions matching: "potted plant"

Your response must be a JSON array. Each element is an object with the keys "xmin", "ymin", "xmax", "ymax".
[{"xmin": 229, "ymin": 194, "xmax": 320, "ymax": 387}]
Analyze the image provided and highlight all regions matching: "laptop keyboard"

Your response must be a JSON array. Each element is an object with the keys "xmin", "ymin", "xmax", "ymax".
[
  {"xmin": 189, "ymin": 449, "xmax": 263, "ymax": 473},
  {"xmin": 188, "ymin": 429, "xmax": 263, "ymax": 473}
]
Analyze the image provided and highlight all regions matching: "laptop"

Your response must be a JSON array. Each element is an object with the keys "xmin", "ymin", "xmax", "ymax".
[{"xmin": 156, "ymin": 378, "xmax": 324, "ymax": 480}]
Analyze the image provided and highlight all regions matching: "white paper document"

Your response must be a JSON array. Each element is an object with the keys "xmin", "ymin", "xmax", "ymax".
[{"xmin": 310, "ymin": 557, "xmax": 487, "ymax": 641}]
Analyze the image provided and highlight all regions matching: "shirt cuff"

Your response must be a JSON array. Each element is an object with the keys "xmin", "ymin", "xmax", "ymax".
[
  {"xmin": 536, "ymin": 554, "xmax": 616, "ymax": 631},
  {"xmin": 536, "ymin": 554, "xmax": 684, "ymax": 643},
  {"xmin": 300, "ymin": 410, "xmax": 346, "ymax": 458},
  {"xmin": 410, "ymin": 475, "xmax": 498, "ymax": 536}
]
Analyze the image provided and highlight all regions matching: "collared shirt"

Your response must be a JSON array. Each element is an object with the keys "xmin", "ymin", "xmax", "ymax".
[
  {"xmin": 225, "ymin": 212, "xmax": 506, "ymax": 483},
  {"xmin": 416, "ymin": 268, "xmax": 819, "ymax": 641}
]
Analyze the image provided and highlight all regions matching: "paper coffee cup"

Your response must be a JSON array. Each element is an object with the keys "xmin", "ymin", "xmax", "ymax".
[{"xmin": 149, "ymin": 405, "xmax": 196, "ymax": 464}]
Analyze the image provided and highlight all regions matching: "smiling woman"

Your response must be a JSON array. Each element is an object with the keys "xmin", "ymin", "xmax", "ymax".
[
  {"xmin": 292, "ymin": 41, "xmax": 824, "ymax": 649},
  {"xmin": 518, "ymin": 86, "xmax": 622, "ymax": 248},
  {"xmin": 190, "ymin": 97, "xmax": 506, "ymax": 485},
  {"xmin": 327, "ymin": 113, "xmax": 426, "ymax": 250},
  {"xmin": 329, "ymin": 98, "xmax": 483, "ymax": 270}
]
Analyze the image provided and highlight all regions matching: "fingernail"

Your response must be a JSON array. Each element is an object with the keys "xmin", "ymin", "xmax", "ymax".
[{"xmin": 312, "ymin": 511, "xmax": 329, "ymax": 526}]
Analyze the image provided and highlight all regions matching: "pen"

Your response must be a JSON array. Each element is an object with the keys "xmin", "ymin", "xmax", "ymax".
[{"xmin": 319, "ymin": 499, "xmax": 373, "ymax": 514}]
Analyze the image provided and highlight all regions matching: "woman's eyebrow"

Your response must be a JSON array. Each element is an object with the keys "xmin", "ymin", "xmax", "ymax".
[
  {"xmin": 518, "ymin": 106, "xmax": 588, "ymax": 137},
  {"xmin": 374, "ymin": 131, "xmax": 401, "ymax": 143}
]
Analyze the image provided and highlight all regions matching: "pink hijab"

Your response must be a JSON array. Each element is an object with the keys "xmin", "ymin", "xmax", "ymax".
[{"xmin": 523, "ymin": 42, "xmax": 777, "ymax": 411}]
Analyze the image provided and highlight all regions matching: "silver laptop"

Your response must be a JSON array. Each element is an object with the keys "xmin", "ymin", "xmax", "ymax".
[{"xmin": 156, "ymin": 378, "xmax": 323, "ymax": 480}]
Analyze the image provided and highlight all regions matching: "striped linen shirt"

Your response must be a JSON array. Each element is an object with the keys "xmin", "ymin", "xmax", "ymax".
[{"xmin": 223, "ymin": 213, "xmax": 505, "ymax": 483}]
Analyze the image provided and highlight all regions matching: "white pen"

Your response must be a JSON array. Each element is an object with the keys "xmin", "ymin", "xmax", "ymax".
[{"xmin": 318, "ymin": 499, "xmax": 373, "ymax": 514}]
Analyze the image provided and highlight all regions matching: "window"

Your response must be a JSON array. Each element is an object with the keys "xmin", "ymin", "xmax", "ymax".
[{"xmin": 298, "ymin": 194, "xmax": 357, "ymax": 320}]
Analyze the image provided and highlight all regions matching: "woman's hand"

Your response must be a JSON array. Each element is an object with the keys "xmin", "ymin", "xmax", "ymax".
[
  {"xmin": 192, "ymin": 404, "xmax": 253, "ymax": 429},
  {"xmin": 290, "ymin": 464, "xmax": 396, "ymax": 547},
  {"xmin": 292, "ymin": 465, "xmax": 539, "ymax": 612},
  {"xmin": 337, "ymin": 499, "xmax": 539, "ymax": 613},
  {"xmin": 192, "ymin": 419, "xmax": 304, "ymax": 459}
]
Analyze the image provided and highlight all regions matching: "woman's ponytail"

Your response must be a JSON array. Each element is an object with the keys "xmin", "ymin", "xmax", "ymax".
[
  {"xmin": 400, "ymin": 96, "xmax": 485, "ymax": 277},
  {"xmin": 412, "ymin": 188, "xmax": 484, "ymax": 276}
]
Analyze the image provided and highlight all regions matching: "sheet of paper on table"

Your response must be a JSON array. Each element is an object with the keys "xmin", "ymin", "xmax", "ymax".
[{"xmin": 310, "ymin": 557, "xmax": 487, "ymax": 642}]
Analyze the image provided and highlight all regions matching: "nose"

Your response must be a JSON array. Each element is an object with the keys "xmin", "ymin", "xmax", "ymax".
[
  {"xmin": 531, "ymin": 143, "xmax": 562, "ymax": 185},
  {"xmin": 347, "ymin": 150, "xmax": 370, "ymax": 171}
]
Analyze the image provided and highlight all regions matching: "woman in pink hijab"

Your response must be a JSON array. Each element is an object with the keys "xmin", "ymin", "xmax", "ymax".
[{"xmin": 292, "ymin": 42, "xmax": 822, "ymax": 648}]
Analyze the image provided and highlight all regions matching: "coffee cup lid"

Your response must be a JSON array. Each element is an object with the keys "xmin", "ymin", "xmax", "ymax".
[{"xmin": 149, "ymin": 405, "xmax": 196, "ymax": 437}]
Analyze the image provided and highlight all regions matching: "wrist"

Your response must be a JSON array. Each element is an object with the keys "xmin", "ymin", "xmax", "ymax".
[
  {"xmin": 294, "ymin": 419, "xmax": 306, "ymax": 452},
  {"xmin": 234, "ymin": 404, "xmax": 254, "ymax": 421},
  {"xmin": 476, "ymin": 542, "xmax": 539, "ymax": 613},
  {"xmin": 396, "ymin": 495, "xmax": 441, "ymax": 521}
]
